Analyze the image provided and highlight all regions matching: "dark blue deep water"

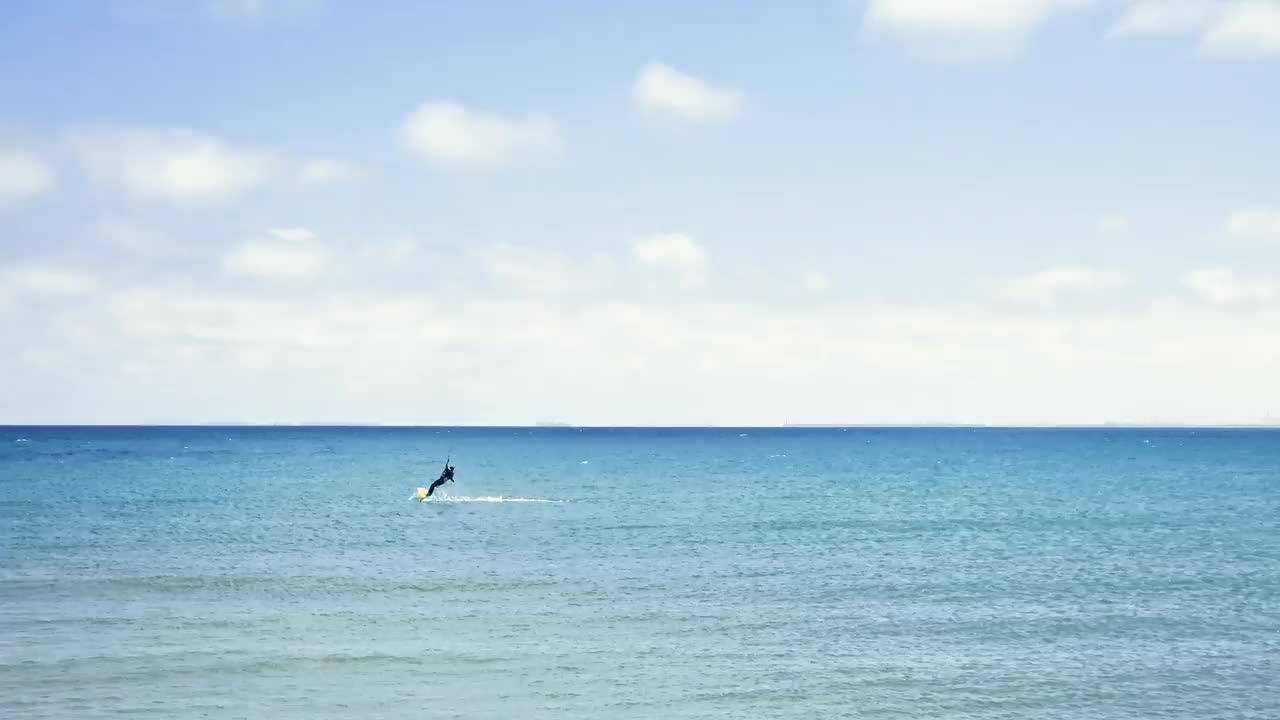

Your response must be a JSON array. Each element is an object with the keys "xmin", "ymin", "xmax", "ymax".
[{"xmin": 2, "ymin": 426, "xmax": 1278, "ymax": 718}]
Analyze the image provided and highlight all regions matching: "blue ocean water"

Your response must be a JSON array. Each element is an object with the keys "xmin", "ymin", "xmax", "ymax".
[{"xmin": 2, "ymin": 426, "xmax": 1277, "ymax": 719}]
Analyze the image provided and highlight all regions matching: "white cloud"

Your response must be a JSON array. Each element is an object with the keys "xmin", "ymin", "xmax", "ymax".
[
  {"xmin": 1225, "ymin": 207, "xmax": 1280, "ymax": 240},
  {"xmin": 399, "ymin": 101, "xmax": 560, "ymax": 169},
  {"xmin": 1000, "ymin": 265, "xmax": 1135, "ymax": 304},
  {"xmin": 1108, "ymin": 1, "xmax": 1280, "ymax": 59},
  {"xmin": 4, "ymin": 230, "xmax": 1280, "ymax": 426},
  {"xmin": 632, "ymin": 62, "xmax": 743, "ymax": 122},
  {"xmin": 223, "ymin": 228, "xmax": 328, "ymax": 280},
  {"xmin": 0, "ymin": 149, "xmax": 55, "ymax": 207},
  {"xmin": 863, "ymin": 0, "xmax": 1098, "ymax": 60},
  {"xmin": 802, "ymin": 271, "xmax": 833, "ymax": 294},
  {"xmin": 632, "ymin": 233, "xmax": 709, "ymax": 288},
  {"xmin": 1, "ymin": 266, "xmax": 98, "ymax": 296},
  {"xmin": 10, "ymin": 279, "xmax": 1280, "ymax": 425},
  {"xmin": 1108, "ymin": 0, "xmax": 1220, "ymax": 36},
  {"xmin": 1183, "ymin": 266, "xmax": 1279, "ymax": 304},
  {"xmin": 1097, "ymin": 214, "xmax": 1130, "ymax": 233},
  {"xmin": 68, "ymin": 127, "xmax": 276, "ymax": 202},
  {"xmin": 1200, "ymin": 1, "xmax": 1280, "ymax": 57},
  {"xmin": 297, "ymin": 157, "xmax": 356, "ymax": 185}
]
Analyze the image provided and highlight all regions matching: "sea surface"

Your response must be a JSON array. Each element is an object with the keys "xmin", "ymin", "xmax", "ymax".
[{"xmin": 2, "ymin": 426, "xmax": 1278, "ymax": 719}]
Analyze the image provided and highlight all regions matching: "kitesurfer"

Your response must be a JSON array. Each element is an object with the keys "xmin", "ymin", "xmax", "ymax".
[{"xmin": 424, "ymin": 461, "xmax": 455, "ymax": 498}]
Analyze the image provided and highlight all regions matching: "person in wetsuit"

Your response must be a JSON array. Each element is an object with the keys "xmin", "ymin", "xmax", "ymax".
[{"xmin": 424, "ymin": 462, "xmax": 455, "ymax": 497}]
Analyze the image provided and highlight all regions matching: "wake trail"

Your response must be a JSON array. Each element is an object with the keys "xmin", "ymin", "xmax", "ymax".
[{"xmin": 417, "ymin": 495, "xmax": 564, "ymax": 504}]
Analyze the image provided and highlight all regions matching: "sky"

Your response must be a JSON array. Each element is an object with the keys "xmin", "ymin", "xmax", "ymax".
[{"xmin": 1, "ymin": 0, "xmax": 1278, "ymax": 426}]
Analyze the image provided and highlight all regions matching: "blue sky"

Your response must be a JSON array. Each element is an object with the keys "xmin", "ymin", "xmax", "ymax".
[{"xmin": 2, "ymin": 0, "xmax": 1278, "ymax": 425}]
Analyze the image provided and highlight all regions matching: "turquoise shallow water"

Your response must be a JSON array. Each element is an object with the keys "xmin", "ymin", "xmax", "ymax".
[{"xmin": 2, "ymin": 426, "xmax": 1278, "ymax": 719}]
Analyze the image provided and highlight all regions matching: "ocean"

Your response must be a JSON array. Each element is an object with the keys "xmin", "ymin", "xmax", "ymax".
[{"xmin": 2, "ymin": 426, "xmax": 1277, "ymax": 719}]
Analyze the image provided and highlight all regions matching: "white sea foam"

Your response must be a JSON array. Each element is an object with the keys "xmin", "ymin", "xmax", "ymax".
[{"xmin": 425, "ymin": 496, "xmax": 564, "ymax": 504}]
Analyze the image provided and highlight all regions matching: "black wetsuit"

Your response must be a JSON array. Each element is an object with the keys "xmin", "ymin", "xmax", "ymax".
[{"xmin": 425, "ymin": 466, "xmax": 455, "ymax": 497}]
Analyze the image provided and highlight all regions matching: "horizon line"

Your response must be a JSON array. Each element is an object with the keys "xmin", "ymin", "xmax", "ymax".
[{"xmin": 4, "ymin": 423, "xmax": 1280, "ymax": 430}]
